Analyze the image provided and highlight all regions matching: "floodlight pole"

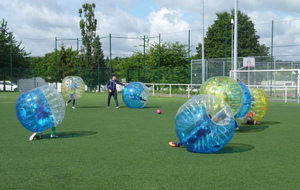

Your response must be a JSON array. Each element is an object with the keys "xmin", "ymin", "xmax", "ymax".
[
  {"xmin": 76, "ymin": 38, "xmax": 79, "ymax": 75},
  {"xmin": 158, "ymin": 33, "xmax": 161, "ymax": 83},
  {"xmin": 97, "ymin": 38, "xmax": 101, "ymax": 92},
  {"xmin": 143, "ymin": 35, "xmax": 146, "ymax": 82},
  {"xmin": 231, "ymin": 19, "xmax": 234, "ymax": 71},
  {"xmin": 55, "ymin": 37, "xmax": 58, "ymax": 89},
  {"xmin": 109, "ymin": 34, "xmax": 112, "ymax": 76},
  {"xmin": 298, "ymin": 70, "xmax": 300, "ymax": 103},
  {"xmin": 233, "ymin": 0, "xmax": 238, "ymax": 80},
  {"xmin": 9, "ymin": 34, "xmax": 13, "ymax": 91},
  {"xmin": 188, "ymin": 30, "xmax": 191, "ymax": 85},
  {"xmin": 201, "ymin": 0, "xmax": 205, "ymax": 84},
  {"xmin": 271, "ymin": 20, "xmax": 274, "ymax": 69}
]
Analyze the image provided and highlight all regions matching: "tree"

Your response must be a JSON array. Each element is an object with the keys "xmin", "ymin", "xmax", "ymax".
[
  {"xmin": 79, "ymin": 3, "xmax": 105, "ymax": 88},
  {"xmin": 79, "ymin": 3, "xmax": 104, "ymax": 69},
  {"xmin": 31, "ymin": 45, "xmax": 80, "ymax": 82},
  {"xmin": 92, "ymin": 35, "xmax": 104, "ymax": 67},
  {"xmin": 195, "ymin": 10, "xmax": 269, "ymax": 59},
  {"xmin": 113, "ymin": 41, "xmax": 190, "ymax": 83},
  {"xmin": 0, "ymin": 19, "xmax": 30, "ymax": 90},
  {"xmin": 58, "ymin": 45, "xmax": 78, "ymax": 78}
]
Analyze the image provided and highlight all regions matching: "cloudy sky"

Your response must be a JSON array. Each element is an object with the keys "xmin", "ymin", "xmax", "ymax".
[{"xmin": 1, "ymin": 0, "xmax": 300, "ymax": 60}]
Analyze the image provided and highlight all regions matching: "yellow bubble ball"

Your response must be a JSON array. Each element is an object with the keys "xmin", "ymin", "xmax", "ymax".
[{"xmin": 249, "ymin": 88, "xmax": 268, "ymax": 121}]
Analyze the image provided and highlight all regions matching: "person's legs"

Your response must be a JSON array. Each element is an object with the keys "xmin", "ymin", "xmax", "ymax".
[
  {"xmin": 113, "ymin": 91, "xmax": 119, "ymax": 107},
  {"xmin": 107, "ymin": 92, "xmax": 113, "ymax": 107},
  {"xmin": 66, "ymin": 99, "xmax": 72, "ymax": 106},
  {"xmin": 37, "ymin": 132, "xmax": 42, "ymax": 139},
  {"xmin": 253, "ymin": 120, "xmax": 260, "ymax": 125},
  {"xmin": 50, "ymin": 127, "xmax": 58, "ymax": 138},
  {"xmin": 186, "ymin": 128, "xmax": 211, "ymax": 145},
  {"xmin": 72, "ymin": 99, "xmax": 76, "ymax": 109},
  {"xmin": 234, "ymin": 120, "xmax": 239, "ymax": 130},
  {"xmin": 29, "ymin": 132, "xmax": 37, "ymax": 141},
  {"xmin": 29, "ymin": 132, "xmax": 42, "ymax": 141},
  {"xmin": 140, "ymin": 97, "xmax": 147, "ymax": 103},
  {"xmin": 66, "ymin": 93, "xmax": 74, "ymax": 106},
  {"xmin": 169, "ymin": 141, "xmax": 183, "ymax": 147},
  {"xmin": 169, "ymin": 128, "xmax": 211, "ymax": 147},
  {"xmin": 245, "ymin": 120, "xmax": 254, "ymax": 125}
]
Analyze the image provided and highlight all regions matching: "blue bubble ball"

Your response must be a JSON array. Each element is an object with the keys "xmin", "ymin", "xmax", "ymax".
[
  {"xmin": 235, "ymin": 82, "xmax": 252, "ymax": 118},
  {"xmin": 16, "ymin": 85, "xmax": 66, "ymax": 133},
  {"xmin": 122, "ymin": 82, "xmax": 149, "ymax": 108},
  {"xmin": 175, "ymin": 94, "xmax": 235, "ymax": 153}
]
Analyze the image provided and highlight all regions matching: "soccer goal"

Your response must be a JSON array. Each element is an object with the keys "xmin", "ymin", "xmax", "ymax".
[{"xmin": 229, "ymin": 69, "xmax": 300, "ymax": 103}]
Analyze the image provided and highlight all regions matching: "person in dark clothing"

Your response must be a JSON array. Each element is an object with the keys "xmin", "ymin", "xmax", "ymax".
[{"xmin": 106, "ymin": 75, "xmax": 125, "ymax": 108}]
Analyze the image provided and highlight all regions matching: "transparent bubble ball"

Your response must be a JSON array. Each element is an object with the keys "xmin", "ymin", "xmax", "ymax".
[
  {"xmin": 16, "ymin": 85, "xmax": 66, "ymax": 132},
  {"xmin": 122, "ymin": 82, "xmax": 149, "ymax": 108},
  {"xmin": 175, "ymin": 94, "xmax": 235, "ymax": 153}
]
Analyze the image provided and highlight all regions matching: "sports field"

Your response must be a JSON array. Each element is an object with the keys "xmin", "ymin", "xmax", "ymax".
[{"xmin": 1, "ymin": 92, "xmax": 300, "ymax": 189}]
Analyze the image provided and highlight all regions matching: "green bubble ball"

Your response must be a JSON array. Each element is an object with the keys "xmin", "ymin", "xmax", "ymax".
[{"xmin": 199, "ymin": 76, "xmax": 242, "ymax": 115}]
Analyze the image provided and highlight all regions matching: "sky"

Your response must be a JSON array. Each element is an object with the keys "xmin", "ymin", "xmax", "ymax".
[{"xmin": 1, "ymin": 0, "xmax": 300, "ymax": 60}]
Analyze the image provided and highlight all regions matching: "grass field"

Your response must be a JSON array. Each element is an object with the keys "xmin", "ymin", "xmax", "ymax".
[{"xmin": 1, "ymin": 92, "xmax": 300, "ymax": 189}]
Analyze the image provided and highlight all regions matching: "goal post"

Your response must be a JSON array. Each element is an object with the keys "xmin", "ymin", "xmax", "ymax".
[{"xmin": 229, "ymin": 69, "xmax": 300, "ymax": 103}]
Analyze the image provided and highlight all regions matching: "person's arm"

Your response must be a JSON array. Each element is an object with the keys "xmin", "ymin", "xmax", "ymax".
[
  {"xmin": 107, "ymin": 80, "xmax": 113, "ymax": 92},
  {"xmin": 107, "ymin": 80, "xmax": 112, "ymax": 90},
  {"xmin": 116, "ymin": 80, "xmax": 125, "ymax": 86}
]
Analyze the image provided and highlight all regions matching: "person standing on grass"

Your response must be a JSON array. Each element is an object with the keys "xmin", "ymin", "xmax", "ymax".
[
  {"xmin": 66, "ymin": 80, "xmax": 77, "ymax": 109},
  {"xmin": 106, "ymin": 75, "xmax": 125, "ymax": 108}
]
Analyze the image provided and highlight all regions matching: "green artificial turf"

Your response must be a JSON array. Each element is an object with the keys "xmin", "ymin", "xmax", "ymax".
[{"xmin": 1, "ymin": 92, "xmax": 300, "ymax": 189}]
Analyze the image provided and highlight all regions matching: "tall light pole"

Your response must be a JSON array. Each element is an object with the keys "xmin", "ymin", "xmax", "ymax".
[
  {"xmin": 233, "ymin": 0, "xmax": 238, "ymax": 80},
  {"xmin": 109, "ymin": 34, "xmax": 112, "ymax": 76},
  {"xmin": 9, "ymin": 34, "xmax": 12, "ymax": 91},
  {"xmin": 201, "ymin": 0, "xmax": 205, "ymax": 84},
  {"xmin": 231, "ymin": 18, "xmax": 234, "ymax": 71}
]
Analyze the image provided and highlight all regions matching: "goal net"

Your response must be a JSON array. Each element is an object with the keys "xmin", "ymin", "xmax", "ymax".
[{"xmin": 229, "ymin": 69, "xmax": 300, "ymax": 103}]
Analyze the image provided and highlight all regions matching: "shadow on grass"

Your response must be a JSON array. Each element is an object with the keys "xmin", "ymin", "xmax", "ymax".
[
  {"xmin": 235, "ymin": 121, "xmax": 281, "ymax": 133},
  {"xmin": 216, "ymin": 143, "xmax": 255, "ymax": 154},
  {"xmin": 42, "ymin": 131, "xmax": 97, "ymax": 139},
  {"xmin": 74, "ymin": 106, "xmax": 105, "ymax": 109},
  {"xmin": 236, "ymin": 125, "xmax": 269, "ymax": 133},
  {"xmin": 259, "ymin": 121, "xmax": 281, "ymax": 126},
  {"xmin": 142, "ymin": 106, "xmax": 162, "ymax": 109},
  {"xmin": 75, "ymin": 105, "xmax": 162, "ymax": 109},
  {"xmin": 184, "ymin": 143, "xmax": 255, "ymax": 154}
]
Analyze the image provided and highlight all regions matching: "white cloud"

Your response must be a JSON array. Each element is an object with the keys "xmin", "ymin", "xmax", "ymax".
[
  {"xmin": 148, "ymin": 8, "xmax": 189, "ymax": 34},
  {"xmin": 0, "ymin": 0, "xmax": 81, "ymax": 56},
  {"xmin": 249, "ymin": 10, "xmax": 300, "ymax": 59},
  {"xmin": 95, "ymin": 8, "xmax": 150, "ymax": 57},
  {"xmin": 147, "ymin": 8, "xmax": 197, "ymax": 51},
  {"xmin": 152, "ymin": 0, "xmax": 300, "ymax": 60},
  {"xmin": 0, "ymin": 0, "xmax": 300, "ymax": 60},
  {"xmin": 97, "ymin": 8, "xmax": 148, "ymax": 35}
]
